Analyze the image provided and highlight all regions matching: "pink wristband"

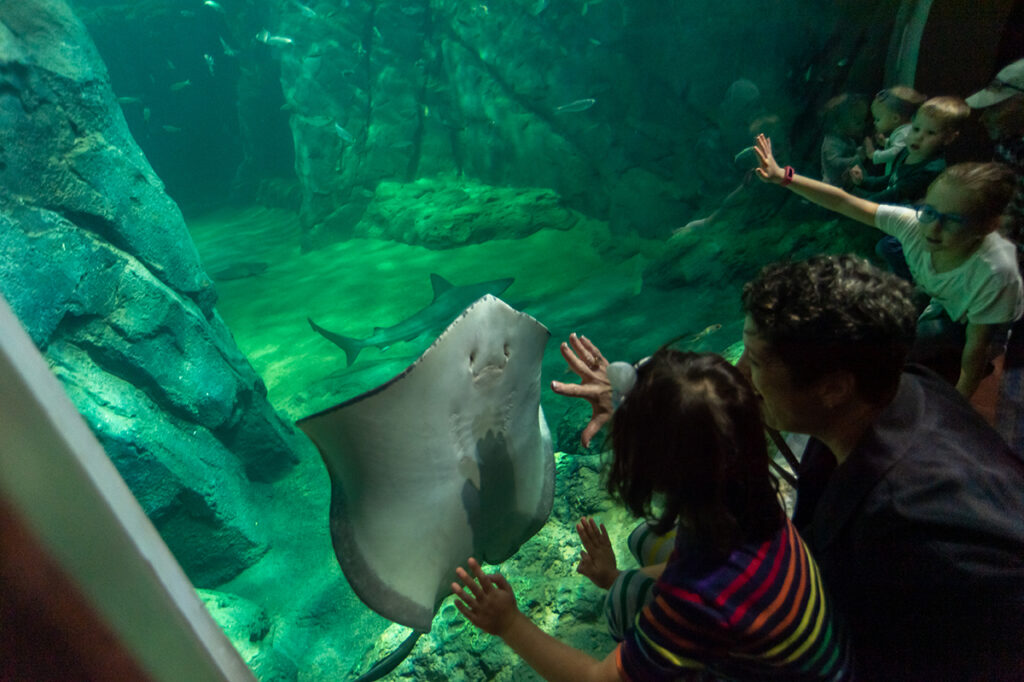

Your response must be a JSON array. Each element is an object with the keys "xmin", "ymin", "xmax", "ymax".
[{"xmin": 781, "ymin": 166, "xmax": 795, "ymax": 187}]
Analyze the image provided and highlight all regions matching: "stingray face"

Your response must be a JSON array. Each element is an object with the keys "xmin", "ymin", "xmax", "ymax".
[{"xmin": 468, "ymin": 337, "xmax": 511, "ymax": 382}]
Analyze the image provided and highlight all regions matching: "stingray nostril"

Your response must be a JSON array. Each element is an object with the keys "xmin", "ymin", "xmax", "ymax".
[
  {"xmin": 503, "ymin": 343, "xmax": 510, "ymax": 358},
  {"xmin": 469, "ymin": 350, "xmax": 476, "ymax": 365}
]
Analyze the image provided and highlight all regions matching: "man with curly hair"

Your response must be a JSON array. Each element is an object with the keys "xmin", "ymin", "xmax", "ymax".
[{"xmin": 739, "ymin": 254, "xmax": 1024, "ymax": 681}]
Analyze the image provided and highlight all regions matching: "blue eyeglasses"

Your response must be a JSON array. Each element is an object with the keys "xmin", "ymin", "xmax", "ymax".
[{"xmin": 916, "ymin": 204, "xmax": 968, "ymax": 230}]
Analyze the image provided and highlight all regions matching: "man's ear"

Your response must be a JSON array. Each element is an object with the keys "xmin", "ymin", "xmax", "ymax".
[{"xmin": 817, "ymin": 370, "xmax": 857, "ymax": 410}]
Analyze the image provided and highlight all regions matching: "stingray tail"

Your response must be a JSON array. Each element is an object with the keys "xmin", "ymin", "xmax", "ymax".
[
  {"xmin": 308, "ymin": 317, "xmax": 363, "ymax": 366},
  {"xmin": 352, "ymin": 630, "xmax": 423, "ymax": 681}
]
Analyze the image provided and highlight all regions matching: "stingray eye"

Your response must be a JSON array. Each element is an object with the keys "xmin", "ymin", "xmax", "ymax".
[
  {"xmin": 503, "ymin": 343, "xmax": 510, "ymax": 358},
  {"xmin": 469, "ymin": 350, "xmax": 476, "ymax": 366}
]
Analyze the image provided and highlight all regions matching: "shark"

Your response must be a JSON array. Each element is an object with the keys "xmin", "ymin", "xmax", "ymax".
[{"xmin": 308, "ymin": 273, "xmax": 514, "ymax": 366}]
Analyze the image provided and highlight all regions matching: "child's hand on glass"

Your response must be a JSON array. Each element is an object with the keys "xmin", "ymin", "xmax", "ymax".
[{"xmin": 753, "ymin": 134, "xmax": 784, "ymax": 183}]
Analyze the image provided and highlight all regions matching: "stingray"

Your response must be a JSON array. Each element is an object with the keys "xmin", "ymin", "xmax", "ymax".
[{"xmin": 298, "ymin": 294, "xmax": 554, "ymax": 633}]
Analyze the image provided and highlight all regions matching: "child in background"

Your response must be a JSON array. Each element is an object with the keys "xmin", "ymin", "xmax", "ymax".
[
  {"xmin": 851, "ymin": 96, "xmax": 969, "ymax": 205},
  {"xmin": 755, "ymin": 133, "xmax": 1023, "ymax": 399},
  {"xmin": 851, "ymin": 97, "xmax": 971, "ymax": 281},
  {"xmin": 863, "ymin": 86, "xmax": 926, "ymax": 176},
  {"xmin": 820, "ymin": 93, "xmax": 869, "ymax": 188}
]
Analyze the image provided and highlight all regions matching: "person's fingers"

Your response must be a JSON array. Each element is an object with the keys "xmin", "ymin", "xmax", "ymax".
[
  {"xmin": 560, "ymin": 341, "xmax": 592, "ymax": 377},
  {"xmin": 599, "ymin": 522, "xmax": 610, "ymax": 542},
  {"xmin": 581, "ymin": 417, "xmax": 607, "ymax": 447},
  {"xmin": 576, "ymin": 519, "xmax": 594, "ymax": 546},
  {"xmin": 550, "ymin": 379, "xmax": 599, "ymax": 398},
  {"xmin": 452, "ymin": 580, "xmax": 477, "ymax": 608},
  {"xmin": 456, "ymin": 566, "xmax": 483, "ymax": 599},
  {"xmin": 489, "ymin": 573, "xmax": 512, "ymax": 592},
  {"xmin": 568, "ymin": 334, "xmax": 599, "ymax": 369},
  {"xmin": 577, "ymin": 335, "xmax": 607, "ymax": 366},
  {"xmin": 468, "ymin": 558, "xmax": 491, "ymax": 594},
  {"xmin": 453, "ymin": 596, "xmax": 480, "ymax": 626}
]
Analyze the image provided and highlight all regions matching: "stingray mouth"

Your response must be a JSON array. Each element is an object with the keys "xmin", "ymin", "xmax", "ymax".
[{"xmin": 471, "ymin": 363, "xmax": 506, "ymax": 381}]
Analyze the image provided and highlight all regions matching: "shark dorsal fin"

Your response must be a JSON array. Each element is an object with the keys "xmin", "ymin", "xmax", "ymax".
[{"xmin": 430, "ymin": 273, "xmax": 454, "ymax": 301}]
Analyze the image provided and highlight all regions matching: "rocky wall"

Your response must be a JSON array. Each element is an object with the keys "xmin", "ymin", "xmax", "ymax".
[{"xmin": 0, "ymin": 0, "xmax": 300, "ymax": 586}]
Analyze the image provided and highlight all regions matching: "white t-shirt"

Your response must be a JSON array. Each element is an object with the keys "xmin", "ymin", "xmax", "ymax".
[
  {"xmin": 876, "ymin": 204, "xmax": 1024, "ymax": 324},
  {"xmin": 872, "ymin": 123, "xmax": 912, "ymax": 175}
]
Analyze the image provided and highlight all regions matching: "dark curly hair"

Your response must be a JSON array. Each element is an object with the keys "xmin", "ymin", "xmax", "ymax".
[
  {"xmin": 741, "ymin": 254, "xmax": 918, "ymax": 404},
  {"xmin": 607, "ymin": 350, "xmax": 782, "ymax": 557}
]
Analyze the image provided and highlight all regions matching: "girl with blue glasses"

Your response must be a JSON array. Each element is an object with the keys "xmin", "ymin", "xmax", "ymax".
[{"xmin": 754, "ymin": 133, "xmax": 1021, "ymax": 399}]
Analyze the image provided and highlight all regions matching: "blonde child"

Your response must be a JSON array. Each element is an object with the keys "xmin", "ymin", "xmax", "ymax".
[
  {"xmin": 863, "ymin": 86, "xmax": 926, "ymax": 176},
  {"xmin": 755, "ymin": 133, "xmax": 1023, "ymax": 399},
  {"xmin": 850, "ymin": 96, "xmax": 969, "ymax": 205}
]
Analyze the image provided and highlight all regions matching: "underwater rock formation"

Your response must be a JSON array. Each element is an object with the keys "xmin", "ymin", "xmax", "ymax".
[{"xmin": 0, "ymin": 0, "xmax": 300, "ymax": 585}]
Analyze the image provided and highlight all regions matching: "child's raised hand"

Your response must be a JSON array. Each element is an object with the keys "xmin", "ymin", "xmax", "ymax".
[
  {"xmin": 753, "ymin": 134, "xmax": 784, "ymax": 183},
  {"xmin": 848, "ymin": 165, "xmax": 864, "ymax": 185}
]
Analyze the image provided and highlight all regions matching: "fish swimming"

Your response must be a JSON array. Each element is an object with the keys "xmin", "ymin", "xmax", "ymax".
[
  {"xmin": 203, "ymin": 0, "xmax": 225, "ymax": 13},
  {"xmin": 169, "ymin": 79, "xmax": 191, "ymax": 91},
  {"xmin": 308, "ymin": 273, "xmax": 514, "ymax": 366},
  {"xmin": 204, "ymin": 53, "xmax": 215, "ymax": 76},
  {"xmin": 683, "ymin": 323, "xmax": 722, "ymax": 345},
  {"xmin": 555, "ymin": 98, "xmax": 596, "ymax": 114},
  {"xmin": 256, "ymin": 29, "xmax": 295, "ymax": 46},
  {"xmin": 116, "ymin": 96, "xmax": 142, "ymax": 105},
  {"xmin": 334, "ymin": 123, "xmax": 354, "ymax": 144},
  {"xmin": 219, "ymin": 35, "xmax": 238, "ymax": 57},
  {"xmin": 293, "ymin": 0, "xmax": 318, "ymax": 18},
  {"xmin": 209, "ymin": 261, "xmax": 269, "ymax": 281}
]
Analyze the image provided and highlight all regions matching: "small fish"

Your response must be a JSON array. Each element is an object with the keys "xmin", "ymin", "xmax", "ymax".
[
  {"xmin": 143, "ymin": 107, "xmax": 151, "ymax": 122},
  {"xmin": 162, "ymin": 125, "xmax": 183, "ymax": 133},
  {"xmin": 684, "ymin": 324, "xmax": 722, "ymax": 345},
  {"xmin": 334, "ymin": 123, "xmax": 354, "ymax": 143},
  {"xmin": 170, "ymin": 79, "xmax": 192, "ymax": 91},
  {"xmin": 116, "ymin": 96, "xmax": 142, "ymax": 105},
  {"xmin": 203, "ymin": 0, "xmax": 225, "ymax": 13},
  {"xmin": 210, "ymin": 261, "xmax": 269, "ymax": 281},
  {"xmin": 555, "ymin": 98, "xmax": 596, "ymax": 114},
  {"xmin": 373, "ymin": 26, "xmax": 382, "ymax": 40},
  {"xmin": 204, "ymin": 53, "xmax": 215, "ymax": 76},
  {"xmin": 256, "ymin": 29, "xmax": 295, "ymax": 46},
  {"xmin": 180, "ymin": 10, "xmax": 196, "ymax": 17},
  {"xmin": 166, "ymin": 58, "xmax": 176, "ymax": 70},
  {"xmin": 292, "ymin": 0, "xmax": 317, "ymax": 18},
  {"xmin": 733, "ymin": 145, "xmax": 759, "ymax": 169},
  {"xmin": 219, "ymin": 36, "xmax": 238, "ymax": 57},
  {"xmin": 589, "ymin": 38, "xmax": 601, "ymax": 46}
]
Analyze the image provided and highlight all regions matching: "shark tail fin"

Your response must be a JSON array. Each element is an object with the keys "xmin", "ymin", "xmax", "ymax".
[{"xmin": 308, "ymin": 317, "xmax": 362, "ymax": 367}]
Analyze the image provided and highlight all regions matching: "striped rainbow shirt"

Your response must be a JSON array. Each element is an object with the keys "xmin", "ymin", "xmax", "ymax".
[{"xmin": 617, "ymin": 519, "xmax": 852, "ymax": 681}]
